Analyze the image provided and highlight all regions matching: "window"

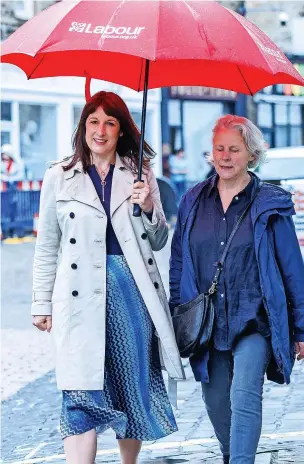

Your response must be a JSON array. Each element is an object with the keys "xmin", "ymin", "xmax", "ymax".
[
  {"xmin": 1, "ymin": 102, "xmax": 13, "ymax": 150},
  {"xmin": 73, "ymin": 106, "xmax": 82, "ymax": 131},
  {"xmin": 1, "ymin": 132, "xmax": 11, "ymax": 146},
  {"xmin": 258, "ymin": 101, "xmax": 304, "ymax": 148},
  {"xmin": 1, "ymin": 102, "xmax": 12, "ymax": 121},
  {"xmin": 19, "ymin": 104, "xmax": 57, "ymax": 180},
  {"xmin": 130, "ymin": 111, "xmax": 152, "ymax": 146}
]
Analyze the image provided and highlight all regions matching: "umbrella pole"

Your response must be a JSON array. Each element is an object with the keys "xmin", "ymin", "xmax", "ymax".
[{"xmin": 133, "ymin": 59, "xmax": 150, "ymax": 217}]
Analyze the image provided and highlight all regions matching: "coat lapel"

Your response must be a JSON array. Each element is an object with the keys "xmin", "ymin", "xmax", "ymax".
[
  {"xmin": 63, "ymin": 156, "xmax": 134, "ymax": 216},
  {"xmin": 110, "ymin": 155, "xmax": 135, "ymax": 217},
  {"xmin": 64, "ymin": 161, "xmax": 104, "ymax": 213}
]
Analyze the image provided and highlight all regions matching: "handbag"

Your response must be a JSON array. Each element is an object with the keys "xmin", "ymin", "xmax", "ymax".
[{"xmin": 172, "ymin": 181, "xmax": 262, "ymax": 358}]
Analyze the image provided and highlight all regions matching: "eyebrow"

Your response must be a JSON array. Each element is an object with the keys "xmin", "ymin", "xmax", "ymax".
[
  {"xmin": 88, "ymin": 116, "xmax": 117, "ymax": 122},
  {"xmin": 215, "ymin": 144, "xmax": 240, "ymax": 148}
]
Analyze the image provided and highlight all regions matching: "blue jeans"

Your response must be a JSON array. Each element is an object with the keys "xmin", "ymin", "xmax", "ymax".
[{"xmin": 201, "ymin": 333, "xmax": 272, "ymax": 463}]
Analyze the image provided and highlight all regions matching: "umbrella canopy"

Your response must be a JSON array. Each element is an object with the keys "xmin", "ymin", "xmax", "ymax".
[{"xmin": 1, "ymin": 0, "xmax": 304, "ymax": 94}]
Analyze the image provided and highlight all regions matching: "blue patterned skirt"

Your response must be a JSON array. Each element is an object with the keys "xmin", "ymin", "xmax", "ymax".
[{"xmin": 60, "ymin": 255, "xmax": 177, "ymax": 440}]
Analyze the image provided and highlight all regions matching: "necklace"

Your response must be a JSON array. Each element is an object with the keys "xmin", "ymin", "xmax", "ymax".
[{"xmin": 95, "ymin": 165, "xmax": 110, "ymax": 202}]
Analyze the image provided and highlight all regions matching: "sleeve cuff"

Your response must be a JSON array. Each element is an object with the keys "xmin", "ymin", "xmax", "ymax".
[
  {"xmin": 294, "ymin": 333, "xmax": 304, "ymax": 342},
  {"xmin": 142, "ymin": 208, "xmax": 158, "ymax": 231},
  {"xmin": 31, "ymin": 301, "xmax": 52, "ymax": 316},
  {"xmin": 144, "ymin": 211, "xmax": 153, "ymax": 222}
]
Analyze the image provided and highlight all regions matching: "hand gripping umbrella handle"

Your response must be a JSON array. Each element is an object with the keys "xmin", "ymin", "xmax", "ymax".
[{"xmin": 133, "ymin": 59, "xmax": 150, "ymax": 217}]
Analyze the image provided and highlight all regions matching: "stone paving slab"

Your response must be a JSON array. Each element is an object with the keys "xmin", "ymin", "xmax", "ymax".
[
  {"xmin": 2, "ymin": 241, "xmax": 304, "ymax": 463},
  {"xmin": 2, "ymin": 363, "xmax": 304, "ymax": 463}
]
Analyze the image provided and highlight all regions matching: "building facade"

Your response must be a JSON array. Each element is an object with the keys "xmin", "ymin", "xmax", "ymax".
[
  {"xmin": 245, "ymin": 2, "xmax": 304, "ymax": 149},
  {"xmin": 161, "ymin": 1, "xmax": 304, "ymax": 186},
  {"xmin": 1, "ymin": 1, "xmax": 163, "ymax": 180}
]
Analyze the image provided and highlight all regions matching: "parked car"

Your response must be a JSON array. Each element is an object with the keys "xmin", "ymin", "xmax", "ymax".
[{"xmin": 256, "ymin": 146, "xmax": 304, "ymax": 257}]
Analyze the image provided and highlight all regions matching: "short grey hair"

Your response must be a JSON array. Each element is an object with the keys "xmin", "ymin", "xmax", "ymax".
[{"xmin": 207, "ymin": 114, "xmax": 267, "ymax": 169}]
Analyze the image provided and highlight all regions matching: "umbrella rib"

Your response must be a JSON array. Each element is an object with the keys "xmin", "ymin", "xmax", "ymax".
[
  {"xmin": 182, "ymin": 0, "xmax": 213, "ymax": 58},
  {"xmin": 28, "ymin": 55, "xmax": 45, "ymax": 79},
  {"xmin": 155, "ymin": 0, "xmax": 161, "ymax": 62},
  {"xmin": 223, "ymin": 6, "xmax": 275, "ymax": 75},
  {"xmin": 237, "ymin": 65, "xmax": 253, "ymax": 96}
]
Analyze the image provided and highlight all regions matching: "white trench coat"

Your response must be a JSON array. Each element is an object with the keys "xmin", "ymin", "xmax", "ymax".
[{"xmin": 31, "ymin": 155, "xmax": 185, "ymax": 390}]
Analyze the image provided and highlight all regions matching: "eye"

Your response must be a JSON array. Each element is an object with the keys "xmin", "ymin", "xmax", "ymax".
[
  {"xmin": 90, "ymin": 120, "xmax": 98, "ymax": 125},
  {"xmin": 106, "ymin": 121, "xmax": 115, "ymax": 126},
  {"xmin": 230, "ymin": 148, "xmax": 239, "ymax": 153}
]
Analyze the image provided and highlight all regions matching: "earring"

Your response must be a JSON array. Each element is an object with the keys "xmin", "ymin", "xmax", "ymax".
[{"xmin": 120, "ymin": 132, "xmax": 123, "ymax": 137}]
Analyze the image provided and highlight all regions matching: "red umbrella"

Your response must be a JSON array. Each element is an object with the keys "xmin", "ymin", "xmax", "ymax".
[{"xmin": 2, "ymin": 0, "xmax": 304, "ymax": 215}]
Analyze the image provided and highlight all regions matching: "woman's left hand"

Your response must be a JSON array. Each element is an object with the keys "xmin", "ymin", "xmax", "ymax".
[
  {"xmin": 295, "ymin": 342, "xmax": 304, "ymax": 361},
  {"xmin": 131, "ymin": 179, "xmax": 153, "ymax": 214}
]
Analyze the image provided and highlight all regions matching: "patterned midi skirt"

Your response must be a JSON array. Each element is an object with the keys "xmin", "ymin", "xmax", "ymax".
[{"xmin": 60, "ymin": 255, "xmax": 177, "ymax": 440}]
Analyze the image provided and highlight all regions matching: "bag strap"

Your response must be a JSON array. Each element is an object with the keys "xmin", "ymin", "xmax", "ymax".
[{"xmin": 208, "ymin": 180, "xmax": 263, "ymax": 294}]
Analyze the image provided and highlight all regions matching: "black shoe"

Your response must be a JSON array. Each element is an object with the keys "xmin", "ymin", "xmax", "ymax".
[{"xmin": 223, "ymin": 455, "xmax": 230, "ymax": 464}]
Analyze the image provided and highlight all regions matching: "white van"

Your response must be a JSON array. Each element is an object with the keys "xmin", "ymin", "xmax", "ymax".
[{"xmin": 256, "ymin": 146, "xmax": 304, "ymax": 257}]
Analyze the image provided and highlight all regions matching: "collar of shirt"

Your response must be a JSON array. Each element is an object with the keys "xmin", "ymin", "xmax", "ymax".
[{"xmin": 206, "ymin": 171, "xmax": 255, "ymax": 200}]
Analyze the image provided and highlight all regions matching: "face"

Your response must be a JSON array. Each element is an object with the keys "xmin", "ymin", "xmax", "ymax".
[
  {"xmin": 213, "ymin": 129, "xmax": 254, "ymax": 181},
  {"xmin": 85, "ymin": 106, "xmax": 121, "ymax": 159}
]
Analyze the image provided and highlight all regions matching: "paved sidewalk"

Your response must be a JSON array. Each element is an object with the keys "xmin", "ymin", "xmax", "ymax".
[
  {"xmin": 1, "ymin": 240, "xmax": 304, "ymax": 463},
  {"xmin": 1, "ymin": 362, "xmax": 304, "ymax": 463}
]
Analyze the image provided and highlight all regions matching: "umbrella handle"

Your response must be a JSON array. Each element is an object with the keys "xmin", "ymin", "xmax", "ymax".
[
  {"xmin": 133, "ymin": 203, "xmax": 142, "ymax": 217},
  {"xmin": 85, "ymin": 77, "xmax": 92, "ymax": 102},
  {"xmin": 133, "ymin": 178, "xmax": 144, "ymax": 218}
]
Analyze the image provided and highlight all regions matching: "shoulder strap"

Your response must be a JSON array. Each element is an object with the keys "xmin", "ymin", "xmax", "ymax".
[{"xmin": 208, "ymin": 180, "xmax": 263, "ymax": 294}]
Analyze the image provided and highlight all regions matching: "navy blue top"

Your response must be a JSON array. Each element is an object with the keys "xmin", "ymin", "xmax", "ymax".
[
  {"xmin": 88, "ymin": 164, "xmax": 123, "ymax": 255},
  {"xmin": 190, "ymin": 173, "xmax": 270, "ymax": 350}
]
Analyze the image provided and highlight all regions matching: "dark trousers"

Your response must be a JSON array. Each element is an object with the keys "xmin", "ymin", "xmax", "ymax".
[{"xmin": 201, "ymin": 333, "xmax": 272, "ymax": 463}]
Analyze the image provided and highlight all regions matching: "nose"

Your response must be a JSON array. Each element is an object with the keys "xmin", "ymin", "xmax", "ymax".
[
  {"xmin": 96, "ymin": 123, "xmax": 106, "ymax": 136},
  {"xmin": 221, "ymin": 151, "xmax": 231, "ymax": 160}
]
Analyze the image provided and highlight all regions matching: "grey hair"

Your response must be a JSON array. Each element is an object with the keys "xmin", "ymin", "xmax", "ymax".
[{"xmin": 206, "ymin": 114, "xmax": 267, "ymax": 169}]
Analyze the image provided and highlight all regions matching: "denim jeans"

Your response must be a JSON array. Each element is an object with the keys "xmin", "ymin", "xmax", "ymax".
[{"xmin": 201, "ymin": 333, "xmax": 272, "ymax": 463}]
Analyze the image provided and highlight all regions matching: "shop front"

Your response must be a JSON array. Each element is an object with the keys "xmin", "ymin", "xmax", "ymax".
[
  {"xmin": 1, "ymin": 64, "xmax": 162, "ymax": 181},
  {"xmin": 161, "ymin": 86, "xmax": 238, "ymax": 185}
]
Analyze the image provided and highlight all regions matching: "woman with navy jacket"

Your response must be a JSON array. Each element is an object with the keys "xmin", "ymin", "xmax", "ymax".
[{"xmin": 169, "ymin": 115, "xmax": 304, "ymax": 464}]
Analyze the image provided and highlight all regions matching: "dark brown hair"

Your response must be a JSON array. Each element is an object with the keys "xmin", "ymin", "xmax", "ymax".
[{"xmin": 63, "ymin": 91, "xmax": 155, "ymax": 173}]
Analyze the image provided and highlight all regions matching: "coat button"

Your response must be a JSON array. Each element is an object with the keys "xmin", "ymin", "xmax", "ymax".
[
  {"xmin": 72, "ymin": 290, "xmax": 78, "ymax": 297},
  {"xmin": 141, "ymin": 233, "xmax": 148, "ymax": 240},
  {"xmin": 148, "ymin": 258, "xmax": 153, "ymax": 265},
  {"xmin": 154, "ymin": 282, "xmax": 159, "ymax": 289},
  {"xmin": 70, "ymin": 238, "xmax": 76, "ymax": 244},
  {"xmin": 70, "ymin": 212, "xmax": 75, "ymax": 219},
  {"xmin": 71, "ymin": 263, "xmax": 77, "ymax": 270}
]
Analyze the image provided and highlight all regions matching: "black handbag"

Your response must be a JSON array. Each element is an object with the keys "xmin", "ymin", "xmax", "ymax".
[{"xmin": 172, "ymin": 182, "xmax": 262, "ymax": 359}]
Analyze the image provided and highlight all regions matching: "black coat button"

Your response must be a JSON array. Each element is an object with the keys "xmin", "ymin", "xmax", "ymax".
[
  {"xmin": 72, "ymin": 290, "xmax": 78, "ymax": 297},
  {"xmin": 70, "ymin": 238, "xmax": 76, "ymax": 244},
  {"xmin": 148, "ymin": 258, "xmax": 153, "ymax": 265},
  {"xmin": 154, "ymin": 282, "xmax": 159, "ymax": 289},
  {"xmin": 71, "ymin": 263, "xmax": 77, "ymax": 270},
  {"xmin": 70, "ymin": 212, "xmax": 75, "ymax": 219},
  {"xmin": 141, "ymin": 233, "xmax": 148, "ymax": 240}
]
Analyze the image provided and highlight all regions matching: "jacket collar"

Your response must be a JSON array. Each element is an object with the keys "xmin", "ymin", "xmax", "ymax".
[
  {"xmin": 63, "ymin": 154, "xmax": 134, "ymax": 216},
  {"xmin": 183, "ymin": 172, "xmax": 294, "ymax": 223}
]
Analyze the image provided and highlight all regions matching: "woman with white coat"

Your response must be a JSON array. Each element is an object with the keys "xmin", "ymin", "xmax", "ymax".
[{"xmin": 31, "ymin": 91, "xmax": 184, "ymax": 464}]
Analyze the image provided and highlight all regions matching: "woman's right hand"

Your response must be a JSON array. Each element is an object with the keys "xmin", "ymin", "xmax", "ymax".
[{"xmin": 32, "ymin": 315, "xmax": 52, "ymax": 333}]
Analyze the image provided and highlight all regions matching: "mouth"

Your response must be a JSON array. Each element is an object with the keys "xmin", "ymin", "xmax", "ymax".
[
  {"xmin": 93, "ymin": 138, "xmax": 107, "ymax": 145},
  {"xmin": 220, "ymin": 165, "xmax": 233, "ymax": 170}
]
